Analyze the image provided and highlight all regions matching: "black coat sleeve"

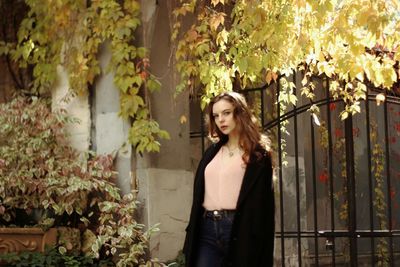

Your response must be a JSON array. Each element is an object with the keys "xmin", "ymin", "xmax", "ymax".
[{"xmin": 265, "ymin": 155, "xmax": 275, "ymax": 266}]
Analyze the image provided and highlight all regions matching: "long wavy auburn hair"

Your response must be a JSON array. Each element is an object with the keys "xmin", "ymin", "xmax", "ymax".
[{"xmin": 206, "ymin": 91, "xmax": 271, "ymax": 163}]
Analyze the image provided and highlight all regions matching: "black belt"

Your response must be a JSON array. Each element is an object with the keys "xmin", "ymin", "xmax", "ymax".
[{"xmin": 203, "ymin": 209, "xmax": 236, "ymax": 220}]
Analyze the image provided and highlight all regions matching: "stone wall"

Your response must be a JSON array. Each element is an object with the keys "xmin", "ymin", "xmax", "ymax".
[
  {"xmin": 136, "ymin": 0, "xmax": 193, "ymax": 261},
  {"xmin": 52, "ymin": 66, "xmax": 91, "ymax": 153},
  {"xmin": 91, "ymin": 42, "xmax": 133, "ymax": 195}
]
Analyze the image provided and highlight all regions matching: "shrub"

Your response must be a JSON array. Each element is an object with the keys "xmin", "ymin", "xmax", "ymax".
[{"xmin": 0, "ymin": 96, "xmax": 162, "ymax": 266}]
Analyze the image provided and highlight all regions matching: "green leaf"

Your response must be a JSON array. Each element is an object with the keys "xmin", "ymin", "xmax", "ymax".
[
  {"xmin": 236, "ymin": 58, "xmax": 248, "ymax": 73},
  {"xmin": 58, "ymin": 246, "xmax": 67, "ymax": 255},
  {"xmin": 137, "ymin": 47, "xmax": 147, "ymax": 58},
  {"xmin": 147, "ymin": 78, "xmax": 161, "ymax": 92}
]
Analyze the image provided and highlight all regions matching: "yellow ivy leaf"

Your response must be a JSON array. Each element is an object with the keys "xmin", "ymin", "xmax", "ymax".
[
  {"xmin": 216, "ymin": 29, "xmax": 229, "ymax": 47},
  {"xmin": 340, "ymin": 110, "xmax": 349, "ymax": 120},
  {"xmin": 187, "ymin": 29, "xmax": 198, "ymax": 42},
  {"xmin": 209, "ymin": 13, "xmax": 225, "ymax": 31},
  {"xmin": 211, "ymin": 0, "xmax": 225, "ymax": 7},
  {"xmin": 376, "ymin": 93, "xmax": 385, "ymax": 106},
  {"xmin": 180, "ymin": 115, "xmax": 187, "ymax": 124},
  {"xmin": 289, "ymin": 94, "xmax": 298, "ymax": 105},
  {"xmin": 381, "ymin": 67, "xmax": 397, "ymax": 88},
  {"xmin": 395, "ymin": 50, "xmax": 400, "ymax": 62}
]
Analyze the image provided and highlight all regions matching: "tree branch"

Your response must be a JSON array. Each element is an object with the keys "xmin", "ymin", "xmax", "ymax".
[{"xmin": 1, "ymin": 3, "xmax": 24, "ymax": 90}]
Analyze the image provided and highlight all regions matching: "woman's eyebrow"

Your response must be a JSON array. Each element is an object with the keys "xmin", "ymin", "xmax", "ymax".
[{"xmin": 213, "ymin": 108, "xmax": 232, "ymax": 114}]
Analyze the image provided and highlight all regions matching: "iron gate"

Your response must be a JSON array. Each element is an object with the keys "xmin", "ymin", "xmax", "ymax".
[{"xmin": 190, "ymin": 73, "xmax": 400, "ymax": 266}]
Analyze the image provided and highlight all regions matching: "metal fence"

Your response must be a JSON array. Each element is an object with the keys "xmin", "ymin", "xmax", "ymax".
[{"xmin": 190, "ymin": 74, "xmax": 400, "ymax": 266}]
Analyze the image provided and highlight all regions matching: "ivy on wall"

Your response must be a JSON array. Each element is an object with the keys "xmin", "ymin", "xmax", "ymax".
[
  {"xmin": 0, "ymin": 0, "xmax": 169, "ymax": 153},
  {"xmin": 370, "ymin": 121, "xmax": 390, "ymax": 265}
]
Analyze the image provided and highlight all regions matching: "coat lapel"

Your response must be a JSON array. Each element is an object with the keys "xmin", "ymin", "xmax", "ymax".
[
  {"xmin": 236, "ymin": 160, "xmax": 264, "ymax": 208},
  {"xmin": 203, "ymin": 142, "xmax": 223, "ymax": 166}
]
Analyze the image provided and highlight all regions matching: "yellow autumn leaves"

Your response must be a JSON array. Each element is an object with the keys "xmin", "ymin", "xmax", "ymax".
[{"xmin": 174, "ymin": 0, "xmax": 400, "ymax": 116}]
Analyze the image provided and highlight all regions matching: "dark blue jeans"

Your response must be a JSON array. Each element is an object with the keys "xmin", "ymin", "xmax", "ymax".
[{"xmin": 195, "ymin": 211, "xmax": 234, "ymax": 267}]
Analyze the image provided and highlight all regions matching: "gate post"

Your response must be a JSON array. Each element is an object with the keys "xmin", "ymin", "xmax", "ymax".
[{"xmin": 345, "ymin": 115, "xmax": 358, "ymax": 266}]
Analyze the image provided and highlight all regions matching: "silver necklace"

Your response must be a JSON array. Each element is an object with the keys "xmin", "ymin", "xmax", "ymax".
[{"xmin": 226, "ymin": 146, "xmax": 239, "ymax": 157}]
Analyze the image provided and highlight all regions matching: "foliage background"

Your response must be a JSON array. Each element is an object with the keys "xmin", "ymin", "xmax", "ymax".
[
  {"xmin": 0, "ymin": 0, "xmax": 169, "ymax": 153},
  {"xmin": 174, "ymin": 0, "xmax": 400, "ymax": 119}
]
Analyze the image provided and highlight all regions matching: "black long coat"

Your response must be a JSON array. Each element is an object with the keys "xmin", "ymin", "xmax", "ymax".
[{"xmin": 183, "ymin": 141, "xmax": 275, "ymax": 267}]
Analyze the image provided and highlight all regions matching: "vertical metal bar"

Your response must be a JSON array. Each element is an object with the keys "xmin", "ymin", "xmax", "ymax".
[
  {"xmin": 384, "ymin": 94, "xmax": 394, "ymax": 266},
  {"xmin": 311, "ymin": 116, "xmax": 319, "ymax": 266},
  {"xmin": 326, "ymin": 79, "xmax": 336, "ymax": 266},
  {"xmin": 261, "ymin": 88, "xmax": 265, "ymax": 128},
  {"xmin": 344, "ymin": 115, "xmax": 357, "ymax": 267},
  {"xmin": 365, "ymin": 88, "xmax": 375, "ymax": 266},
  {"xmin": 277, "ymin": 79, "xmax": 285, "ymax": 267},
  {"xmin": 200, "ymin": 108, "xmax": 205, "ymax": 154},
  {"xmin": 293, "ymin": 73, "xmax": 302, "ymax": 266}
]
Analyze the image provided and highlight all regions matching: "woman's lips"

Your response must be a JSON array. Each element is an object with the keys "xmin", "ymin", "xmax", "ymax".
[{"xmin": 220, "ymin": 126, "xmax": 228, "ymax": 131}]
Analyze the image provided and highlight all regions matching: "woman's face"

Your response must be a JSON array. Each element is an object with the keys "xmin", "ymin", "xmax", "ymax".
[{"xmin": 212, "ymin": 99, "xmax": 238, "ymax": 137}]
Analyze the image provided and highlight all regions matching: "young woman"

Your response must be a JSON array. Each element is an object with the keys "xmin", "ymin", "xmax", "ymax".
[{"xmin": 183, "ymin": 91, "xmax": 275, "ymax": 267}]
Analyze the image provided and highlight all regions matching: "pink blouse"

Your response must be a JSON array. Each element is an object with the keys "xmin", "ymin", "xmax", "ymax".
[{"xmin": 203, "ymin": 147, "xmax": 246, "ymax": 210}]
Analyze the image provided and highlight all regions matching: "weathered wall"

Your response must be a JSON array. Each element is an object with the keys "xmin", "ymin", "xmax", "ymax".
[
  {"xmin": 51, "ymin": 43, "xmax": 133, "ymax": 195},
  {"xmin": 141, "ymin": 0, "xmax": 191, "ymax": 171},
  {"xmin": 52, "ymin": 66, "xmax": 91, "ymax": 153},
  {"xmin": 136, "ymin": 0, "xmax": 193, "ymax": 261},
  {"xmin": 50, "ymin": 1, "xmax": 194, "ymax": 261},
  {"xmin": 91, "ymin": 43, "xmax": 133, "ymax": 195}
]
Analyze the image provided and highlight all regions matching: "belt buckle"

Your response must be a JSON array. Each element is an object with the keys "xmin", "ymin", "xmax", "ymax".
[{"xmin": 213, "ymin": 210, "xmax": 222, "ymax": 220}]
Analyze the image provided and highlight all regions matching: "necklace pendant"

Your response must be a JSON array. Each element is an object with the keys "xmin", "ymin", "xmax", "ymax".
[{"xmin": 229, "ymin": 151, "xmax": 234, "ymax": 157}]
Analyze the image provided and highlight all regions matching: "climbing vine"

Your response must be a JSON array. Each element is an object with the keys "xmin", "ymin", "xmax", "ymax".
[
  {"xmin": 370, "ymin": 121, "xmax": 390, "ymax": 266},
  {"xmin": 173, "ymin": 0, "xmax": 400, "ymax": 118},
  {"xmin": 0, "ymin": 0, "xmax": 169, "ymax": 153}
]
